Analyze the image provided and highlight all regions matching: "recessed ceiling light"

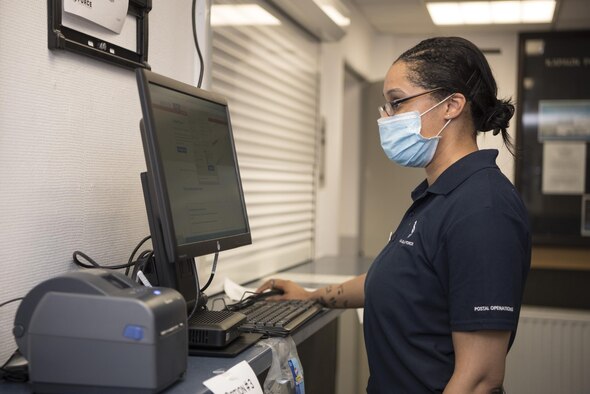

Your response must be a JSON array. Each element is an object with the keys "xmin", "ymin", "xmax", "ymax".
[
  {"xmin": 211, "ymin": 4, "xmax": 281, "ymax": 26},
  {"xmin": 426, "ymin": 1, "xmax": 556, "ymax": 25}
]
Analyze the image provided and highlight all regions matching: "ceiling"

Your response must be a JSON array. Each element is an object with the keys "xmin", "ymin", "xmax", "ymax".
[{"xmin": 349, "ymin": 0, "xmax": 590, "ymax": 35}]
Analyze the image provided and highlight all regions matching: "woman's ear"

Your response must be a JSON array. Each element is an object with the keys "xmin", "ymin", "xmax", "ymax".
[{"xmin": 443, "ymin": 93, "xmax": 467, "ymax": 120}]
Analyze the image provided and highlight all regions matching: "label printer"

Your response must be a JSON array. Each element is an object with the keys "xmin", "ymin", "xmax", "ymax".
[{"xmin": 13, "ymin": 269, "xmax": 188, "ymax": 393}]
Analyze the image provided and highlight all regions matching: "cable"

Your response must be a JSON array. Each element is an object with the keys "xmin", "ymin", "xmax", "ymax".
[
  {"xmin": 225, "ymin": 291, "xmax": 263, "ymax": 312},
  {"xmin": 0, "ymin": 299, "xmax": 27, "ymax": 382},
  {"xmin": 125, "ymin": 235, "xmax": 152, "ymax": 276},
  {"xmin": 192, "ymin": 0, "xmax": 204, "ymax": 88},
  {"xmin": 131, "ymin": 250, "xmax": 155, "ymax": 281},
  {"xmin": 73, "ymin": 235, "xmax": 153, "ymax": 273},
  {"xmin": 199, "ymin": 251, "xmax": 218, "ymax": 292},
  {"xmin": 186, "ymin": 259, "xmax": 200, "ymax": 322},
  {"xmin": 0, "ymin": 349, "xmax": 28, "ymax": 383},
  {"xmin": 72, "ymin": 251, "xmax": 138, "ymax": 270},
  {"xmin": 0, "ymin": 297, "xmax": 23, "ymax": 309}
]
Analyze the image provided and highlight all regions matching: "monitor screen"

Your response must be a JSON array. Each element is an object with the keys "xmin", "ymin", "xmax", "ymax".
[
  {"xmin": 148, "ymin": 83, "xmax": 249, "ymax": 250},
  {"xmin": 136, "ymin": 69, "xmax": 251, "ymax": 307}
]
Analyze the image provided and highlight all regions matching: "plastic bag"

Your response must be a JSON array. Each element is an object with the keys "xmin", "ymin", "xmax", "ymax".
[{"xmin": 261, "ymin": 337, "xmax": 305, "ymax": 394}]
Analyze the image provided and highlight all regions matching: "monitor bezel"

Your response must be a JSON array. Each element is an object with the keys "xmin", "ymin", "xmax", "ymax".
[{"xmin": 136, "ymin": 69, "xmax": 252, "ymax": 264}]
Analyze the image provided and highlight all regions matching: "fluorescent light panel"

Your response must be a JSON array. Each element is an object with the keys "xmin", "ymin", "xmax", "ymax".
[
  {"xmin": 211, "ymin": 4, "xmax": 281, "ymax": 26},
  {"xmin": 320, "ymin": 4, "xmax": 351, "ymax": 26},
  {"xmin": 312, "ymin": 0, "xmax": 351, "ymax": 26},
  {"xmin": 427, "ymin": 1, "xmax": 556, "ymax": 25}
]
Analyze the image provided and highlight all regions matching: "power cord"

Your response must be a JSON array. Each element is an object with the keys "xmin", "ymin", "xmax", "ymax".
[
  {"xmin": 125, "ymin": 235, "xmax": 152, "ymax": 276},
  {"xmin": 73, "ymin": 236, "xmax": 153, "ymax": 275},
  {"xmin": 73, "ymin": 235, "xmax": 221, "ymax": 318},
  {"xmin": 199, "ymin": 251, "xmax": 218, "ymax": 292},
  {"xmin": 73, "ymin": 251, "xmax": 138, "ymax": 270},
  {"xmin": 0, "ymin": 299, "xmax": 27, "ymax": 383},
  {"xmin": 0, "ymin": 297, "xmax": 23, "ymax": 309},
  {"xmin": 224, "ymin": 291, "xmax": 264, "ymax": 312},
  {"xmin": 0, "ymin": 349, "xmax": 28, "ymax": 383},
  {"xmin": 192, "ymin": 0, "xmax": 204, "ymax": 88},
  {"xmin": 186, "ymin": 260, "xmax": 201, "ymax": 322}
]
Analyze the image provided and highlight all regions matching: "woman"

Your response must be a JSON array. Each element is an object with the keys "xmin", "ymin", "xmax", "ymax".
[{"xmin": 257, "ymin": 37, "xmax": 531, "ymax": 393}]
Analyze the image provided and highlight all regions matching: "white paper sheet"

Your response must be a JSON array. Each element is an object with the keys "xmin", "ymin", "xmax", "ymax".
[
  {"xmin": 224, "ymin": 278, "xmax": 257, "ymax": 301},
  {"xmin": 64, "ymin": 0, "xmax": 129, "ymax": 34},
  {"xmin": 542, "ymin": 142, "xmax": 586, "ymax": 195},
  {"xmin": 203, "ymin": 360, "xmax": 263, "ymax": 394}
]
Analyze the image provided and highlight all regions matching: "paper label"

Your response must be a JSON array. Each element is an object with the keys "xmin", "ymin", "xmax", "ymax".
[
  {"xmin": 542, "ymin": 142, "xmax": 586, "ymax": 195},
  {"xmin": 203, "ymin": 360, "xmax": 263, "ymax": 394},
  {"xmin": 288, "ymin": 358, "xmax": 305, "ymax": 394},
  {"xmin": 63, "ymin": 0, "xmax": 129, "ymax": 34}
]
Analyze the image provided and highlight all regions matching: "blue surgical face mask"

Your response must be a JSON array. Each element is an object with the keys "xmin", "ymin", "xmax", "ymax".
[{"xmin": 377, "ymin": 95, "xmax": 453, "ymax": 167}]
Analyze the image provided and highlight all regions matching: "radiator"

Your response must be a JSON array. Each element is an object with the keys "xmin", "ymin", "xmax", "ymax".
[{"xmin": 505, "ymin": 306, "xmax": 590, "ymax": 394}]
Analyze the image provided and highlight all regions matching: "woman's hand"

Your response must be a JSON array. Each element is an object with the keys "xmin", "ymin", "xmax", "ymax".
[
  {"xmin": 256, "ymin": 274, "xmax": 367, "ymax": 308},
  {"xmin": 255, "ymin": 278, "xmax": 312, "ymax": 301}
]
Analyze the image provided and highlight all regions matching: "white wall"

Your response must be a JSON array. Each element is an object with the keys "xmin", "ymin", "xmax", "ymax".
[
  {"xmin": 0, "ymin": 0, "xmax": 205, "ymax": 364},
  {"xmin": 339, "ymin": 72, "xmax": 363, "ymax": 241},
  {"xmin": 315, "ymin": 43, "xmax": 346, "ymax": 258},
  {"xmin": 314, "ymin": 3, "xmax": 376, "ymax": 258}
]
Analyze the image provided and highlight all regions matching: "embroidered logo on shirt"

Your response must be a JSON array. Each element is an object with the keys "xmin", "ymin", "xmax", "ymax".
[
  {"xmin": 407, "ymin": 220, "xmax": 417, "ymax": 238},
  {"xmin": 399, "ymin": 220, "xmax": 417, "ymax": 246}
]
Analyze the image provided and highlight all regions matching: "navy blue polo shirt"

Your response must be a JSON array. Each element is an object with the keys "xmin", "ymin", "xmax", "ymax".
[{"xmin": 364, "ymin": 149, "xmax": 531, "ymax": 393}]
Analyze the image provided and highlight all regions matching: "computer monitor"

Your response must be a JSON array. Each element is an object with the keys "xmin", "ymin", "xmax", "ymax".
[{"xmin": 136, "ymin": 69, "xmax": 252, "ymax": 313}]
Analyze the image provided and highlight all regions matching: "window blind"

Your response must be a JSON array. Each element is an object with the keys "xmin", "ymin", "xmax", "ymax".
[{"xmin": 205, "ymin": 0, "xmax": 320, "ymax": 288}]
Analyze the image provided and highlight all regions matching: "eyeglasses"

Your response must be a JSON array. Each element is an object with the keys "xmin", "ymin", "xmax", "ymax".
[{"xmin": 378, "ymin": 87, "xmax": 444, "ymax": 117}]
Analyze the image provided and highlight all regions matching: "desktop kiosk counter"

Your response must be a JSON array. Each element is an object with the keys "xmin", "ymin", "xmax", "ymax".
[
  {"xmin": 0, "ymin": 71, "xmax": 347, "ymax": 393},
  {"xmin": 1, "ymin": 260, "xmax": 347, "ymax": 394}
]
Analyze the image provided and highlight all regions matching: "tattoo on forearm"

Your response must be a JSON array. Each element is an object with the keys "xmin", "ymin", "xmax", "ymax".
[
  {"xmin": 318, "ymin": 284, "xmax": 348, "ymax": 308},
  {"xmin": 328, "ymin": 297, "xmax": 337, "ymax": 307}
]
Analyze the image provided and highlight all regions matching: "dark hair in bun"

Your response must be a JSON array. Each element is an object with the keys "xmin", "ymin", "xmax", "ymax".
[{"xmin": 395, "ymin": 36, "xmax": 515, "ymax": 155}]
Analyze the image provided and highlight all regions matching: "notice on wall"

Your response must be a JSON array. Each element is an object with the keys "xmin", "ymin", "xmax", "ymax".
[
  {"xmin": 542, "ymin": 142, "xmax": 586, "ymax": 195},
  {"xmin": 538, "ymin": 100, "xmax": 590, "ymax": 142},
  {"xmin": 63, "ymin": 0, "xmax": 129, "ymax": 34}
]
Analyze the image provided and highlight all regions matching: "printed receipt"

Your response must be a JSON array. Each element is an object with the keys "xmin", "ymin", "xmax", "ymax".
[{"xmin": 203, "ymin": 360, "xmax": 263, "ymax": 394}]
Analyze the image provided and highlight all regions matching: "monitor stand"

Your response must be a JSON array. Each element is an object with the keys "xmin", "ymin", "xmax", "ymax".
[{"xmin": 141, "ymin": 172, "xmax": 257, "ymax": 357}]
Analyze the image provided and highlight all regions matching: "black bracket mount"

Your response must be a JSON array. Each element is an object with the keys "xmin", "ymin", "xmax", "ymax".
[{"xmin": 47, "ymin": 0, "xmax": 152, "ymax": 70}]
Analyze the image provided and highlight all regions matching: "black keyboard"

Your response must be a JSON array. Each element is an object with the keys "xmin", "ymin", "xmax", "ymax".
[{"xmin": 236, "ymin": 300, "xmax": 323, "ymax": 336}]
